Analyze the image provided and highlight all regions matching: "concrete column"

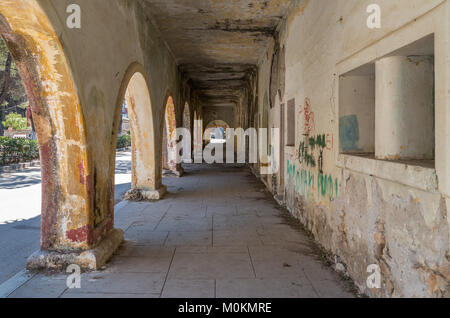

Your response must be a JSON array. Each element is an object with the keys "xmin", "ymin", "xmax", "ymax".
[
  {"xmin": 375, "ymin": 56, "xmax": 434, "ymax": 160},
  {"xmin": 0, "ymin": 3, "xmax": 124, "ymax": 271}
]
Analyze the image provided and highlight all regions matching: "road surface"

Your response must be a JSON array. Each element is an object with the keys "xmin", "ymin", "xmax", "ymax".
[{"xmin": 0, "ymin": 151, "xmax": 132, "ymax": 285}]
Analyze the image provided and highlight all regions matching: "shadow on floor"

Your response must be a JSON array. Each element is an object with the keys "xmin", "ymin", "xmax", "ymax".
[
  {"xmin": 0, "ymin": 215, "xmax": 41, "ymax": 285},
  {"xmin": 0, "ymin": 167, "xmax": 42, "ymax": 189}
]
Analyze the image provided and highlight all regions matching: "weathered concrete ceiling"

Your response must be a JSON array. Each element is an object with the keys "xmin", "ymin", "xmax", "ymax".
[{"xmin": 141, "ymin": 0, "xmax": 292, "ymax": 109}]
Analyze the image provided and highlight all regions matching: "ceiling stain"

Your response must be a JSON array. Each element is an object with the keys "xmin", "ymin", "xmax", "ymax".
[{"xmin": 141, "ymin": 0, "xmax": 291, "ymax": 111}]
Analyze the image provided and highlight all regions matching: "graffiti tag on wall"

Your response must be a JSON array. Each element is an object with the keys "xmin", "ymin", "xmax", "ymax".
[
  {"xmin": 287, "ymin": 160, "xmax": 338, "ymax": 200},
  {"xmin": 299, "ymin": 97, "xmax": 315, "ymax": 135},
  {"xmin": 287, "ymin": 97, "xmax": 338, "ymax": 201}
]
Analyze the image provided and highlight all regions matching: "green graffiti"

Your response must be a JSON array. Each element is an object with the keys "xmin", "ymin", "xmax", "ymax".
[
  {"xmin": 289, "ymin": 130, "xmax": 339, "ymax": 201},
  {"xmin": 318, "ymin": 172, "xmax": 339, "ymax": 200},
  {"xmin": 287, "ymin": 160, "xmax": 296, "ymax": 179},
  {"xmin": 295, "ymin": 169, "xmax": 316, "ymax": 196},
  {"xmin": 309, "ymin": 134, "xmax": 326, "ymax": 150},
  {"xmin": 299, "ymin": 141, "xmax": 316, "ymax": 167},
  {"xmin": 299, "ymin": 134, "xmax": 326, "ymax": 169},
  {"xmin": 288, "ymin": 162, "xmax": 338, "ymax": 200}
]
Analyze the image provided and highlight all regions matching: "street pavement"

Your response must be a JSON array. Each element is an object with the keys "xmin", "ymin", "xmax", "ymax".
[{"xmin": 0, "ymin": 151, "xmax": 132, "ymax": 285}]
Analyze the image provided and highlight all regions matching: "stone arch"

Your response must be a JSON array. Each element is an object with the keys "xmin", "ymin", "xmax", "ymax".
[
  {"xmin": 0, "ymin": 1, "xmax": 96, "ymax": 253},
  {"xmin": 204, "ymin": 120, "xmax": 230, "ymax": 143},
  {"xmin": 181, "ymin": 102, "xmax": 192, "ymax": 163},
  {"xmin": 193, "ymin": 109, "xmax": 203, "ymax": 160},
  {"xmin": 162, "ymin": 95, "xmax": 183, "ymax": 177},
  {"xmin": 112, "ymin": 63, "xmax": 165, "ymax": 201},
  {"xmin": 183, "ymin": 102, "xmax": 191, "ymax": 133}
]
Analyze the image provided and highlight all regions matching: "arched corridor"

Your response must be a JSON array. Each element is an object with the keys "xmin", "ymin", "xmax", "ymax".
[{"xmin": 0, "ymin": 0, "xmax": 448, "ymax": 299}]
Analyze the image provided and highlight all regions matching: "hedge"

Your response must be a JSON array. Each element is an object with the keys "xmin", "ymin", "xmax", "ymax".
[
  {"xmin": 0, "ymin": 134, "xmax": 130, "ymax": 167},
  {"xmin": 117, "ymin": 134, "xmax": 131, "ymax": 149},
  {"xmin": 0, "ymin": 136, "xmax": 39, "ymax": 166}
]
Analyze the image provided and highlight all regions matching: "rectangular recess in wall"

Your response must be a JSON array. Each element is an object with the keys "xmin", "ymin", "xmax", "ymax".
[
  {"xmin": 339, "ymin": 63, "xmax": 375, "ymax": 155},
  {"xmin": 338, "ymin": 34, "xmax": 435, "ymax": 168},
  {"xmin": 286, "ymin": 98, "xmax": 295, "ymax": 146}
]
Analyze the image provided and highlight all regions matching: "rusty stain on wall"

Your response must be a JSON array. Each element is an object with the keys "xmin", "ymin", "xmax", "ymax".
[{"xmin": 0, "ymin": 0, "xmax": 95, "ymax": 251}]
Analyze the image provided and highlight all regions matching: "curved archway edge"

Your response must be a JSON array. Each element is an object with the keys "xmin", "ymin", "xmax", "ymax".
[
  {"xmin": 0, "ymin": 0, "xmax": 123, "ymax": 270},
  {"xmin": 161, "ymin": 95, "xmax": 184, "ymax": 177},
  {"xmin": 113, "ymin": 62, "xmax": 166, "ymax": 201}
]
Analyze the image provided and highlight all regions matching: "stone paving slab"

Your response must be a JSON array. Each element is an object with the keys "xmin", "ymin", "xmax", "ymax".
[
  {"xmin": 161, "ymin": 279, "xmax": 215, "ymax": 298},
  {"xmin": 165, "ymin": 231, "xmax": 213, "ymax": 246},
  {"xmin": 7, "ymin": 164, "xmax": 355, "ymax": 298},
  {"xmin": 216, "ymin": 278, "xmax": 318, "ymax": 298},
  {"xmin": 168, "ymin": 250, "xmax": 255, "ymax": 280}
]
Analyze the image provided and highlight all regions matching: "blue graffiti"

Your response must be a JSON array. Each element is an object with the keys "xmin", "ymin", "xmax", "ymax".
[{"xmin": 339, "ymin": 115, "xmax": 361, "ymax": 152}]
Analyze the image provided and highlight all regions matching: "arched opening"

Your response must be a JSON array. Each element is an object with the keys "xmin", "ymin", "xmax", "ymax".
[
  {"xmin": 0, "ymin": 1, "xmax": 104, "ymax": 264},
  {"xmin": 112, "ymin": 64, "xmax": 165, "ymax": 201},
  {"xmin": 202, "ymin": 120, "xmax": 230, "ymax": 163},
  {"xmin": 162, "ymin": 96, "xmax": 183, "ymax": 177},
  {"xmin": 193, "ymin": 110, "xmax": 203, "ymax": 161},
  {"xmin": 113, "ymin": 97, "xmax": 132, "ymax": 203},
  {"xmin": 181, "ymin": 102, "xmax": 192, "ymax": 163},
  {"xmin": 261, "ymin": 92, "xmax": 270, "ymax": 178},
  {"xmin": 183, "ymin": 102, "xmax": 191, "ymax": 133},
  {"xmin": 204, "ymin": 120, "xmax": 230, "ymax": 144}
]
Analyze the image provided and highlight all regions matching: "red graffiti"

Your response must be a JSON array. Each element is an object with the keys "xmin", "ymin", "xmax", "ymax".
[
  {"xmin": 299, "ymin": 97, "xmax": 315, "ymax": 135},
  {"xmin": 66, "ymin": 225, "xmax": 90, "ymax": 243},
  {"xmin": 326, "ymin": 133, "xmax": 334, "ymax": 151}
]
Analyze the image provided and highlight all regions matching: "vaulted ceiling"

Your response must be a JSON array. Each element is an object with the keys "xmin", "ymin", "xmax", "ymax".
[{"xmin": 142, "ymin": 0, "xmax": 292, "ymax": 110}]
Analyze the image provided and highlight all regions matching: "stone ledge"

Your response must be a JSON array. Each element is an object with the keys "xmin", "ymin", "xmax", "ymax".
[
  {"xmin": 26, "ymin": 228, "xmax": 124, "ymax": 271},
  {"xmin": 337, "ymin": 154, "xmax": 438, "ymax": 192},
  {"xmin": 0, "ymin": 160, "xmax": 40, "ymax": 173}
]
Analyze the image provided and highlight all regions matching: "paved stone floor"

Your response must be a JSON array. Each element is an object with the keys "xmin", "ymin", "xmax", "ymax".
[{"xmin": 7, "ymin": 164, "xmax": 355, "ymax": 298}]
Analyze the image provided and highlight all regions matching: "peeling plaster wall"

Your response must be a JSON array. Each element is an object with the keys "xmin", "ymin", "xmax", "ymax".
[{"xmin": 258, "ymin": 0, "xmax": 450, "ymax": 297}]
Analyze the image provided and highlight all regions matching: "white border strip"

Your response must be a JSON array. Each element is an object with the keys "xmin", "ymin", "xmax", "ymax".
[{"xmin": 0, "ymin": 269, "xmax": 36, "ymax": 298}]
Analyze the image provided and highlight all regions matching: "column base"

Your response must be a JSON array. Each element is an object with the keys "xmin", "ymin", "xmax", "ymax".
[
  {"xmin": 26, "ymin": 228, "xmax": 124, "ymax": 271},
  {"xmin": 162, "ymin": 168, "xmax": 184, "ymax": 178},
  {"xmin": 124, "ymin": 185, "xmax": 167, "ymax": 201}
]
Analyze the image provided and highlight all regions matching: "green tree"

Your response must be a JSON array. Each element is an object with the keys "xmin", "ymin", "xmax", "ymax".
[
  {"xmin": 2, "ymin": 112, "xmax": 27, "ymax": 130},
  {"xmin": 0, "ymin": 36, "xmax": 29, "ymax": 135}
]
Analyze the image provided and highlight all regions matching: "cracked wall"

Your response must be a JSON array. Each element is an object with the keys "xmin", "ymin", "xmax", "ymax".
[{"xmin": 258, "ymin": 0, "xmax": 450, "ymax": 297}]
